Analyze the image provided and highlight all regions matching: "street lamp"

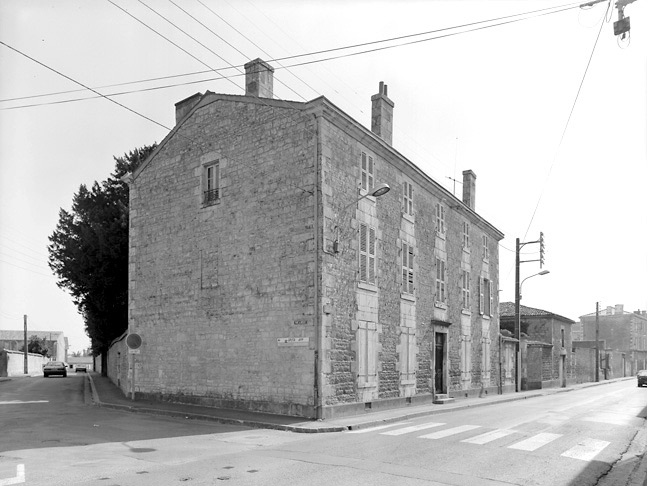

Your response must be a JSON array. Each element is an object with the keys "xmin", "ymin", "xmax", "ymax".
[
  {"xmin": 333, "ymin": 184, "xmax": 390, "ymax": 254},
  {"xmin": 515, "ymin": 269, "xmax": 550, "ymax": 392}
]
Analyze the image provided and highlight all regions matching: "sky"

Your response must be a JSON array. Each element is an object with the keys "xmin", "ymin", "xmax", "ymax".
[{"xmin": 0, "ymin": 0, "xmax": 647, "ymax": 353}]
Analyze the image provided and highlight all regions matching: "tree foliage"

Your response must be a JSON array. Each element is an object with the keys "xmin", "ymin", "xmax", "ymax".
[
  {"xmin": 20, "ymin": 335, "xmax": 50, "ymax": 357},
  {"xmin": 48, "ymin": 145, "xmax": 156, "ymax": 357}
]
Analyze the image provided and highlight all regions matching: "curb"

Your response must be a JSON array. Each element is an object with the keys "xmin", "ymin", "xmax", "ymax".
[{"xmin": 85, "ymin": 374, "xmax": 636, "ymax": 433}]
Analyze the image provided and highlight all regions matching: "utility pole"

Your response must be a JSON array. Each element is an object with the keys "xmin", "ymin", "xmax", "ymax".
[
  {"xmin": 580, "ymin": 0, "xmax": 638, "ymax": 39},
  {"xmin": 514, "ymin": 232, "xmax": 546, "ymax": 392},
  {"xmin": 595, "ymin": 302, "xmax": 600, "ymax": 382},
  {"xmin": 23, "ymin": 315, "xmax": 28, "ymax": 375},
  {"xmin": 515, "ymin": 238, "xmax": 521, "ymax": 392}
]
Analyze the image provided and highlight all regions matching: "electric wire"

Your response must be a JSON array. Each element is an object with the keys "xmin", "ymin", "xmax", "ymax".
[{"xmin": 2, "ymin": 1, "xmax": 587, "ymax": 110}]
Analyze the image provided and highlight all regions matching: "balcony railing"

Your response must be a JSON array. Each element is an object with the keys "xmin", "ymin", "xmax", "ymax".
[{"xmin": 203, "ymin": 188, "xmax": 220, "ymax": 206}]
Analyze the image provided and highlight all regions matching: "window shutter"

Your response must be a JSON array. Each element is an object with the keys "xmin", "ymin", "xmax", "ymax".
[
  {"xmin": 479, "ymin": 277, "xmax": 484, "ymax": 315},
  {"xmin": 368, "ymin": 227, "xmax": 376, "ymax": 283},
  {"xmin": 360, "ymin": 224, "xmax": 368, "ymax": 282},
  {"xmin": 361, "ymin": 153, "xmax": 367, "ymax": 191},
  {"xmin": 408, "ymin": 245, "xmax": 414, "ymax": 294},
  {"xmin": 489, "ymin": 280, "xmax": 494, "ymax": 316},
  {"xmin": 368, "ymin": 156, "xmax": 374, "ymax": 190},
  {"xmin": 402, "ymin": 242, "xmax": 408, "ymax": 292},
  {"xmin": 441, "ymin": 259, "xmax": 445, "ymax": 302},
  {"xmin": 408, "ymin": 183, "xmax": 413, "ymax": 216},
  {"xmin": 402, "ymin": 182, "xmax": 408, "ymax": 213}
]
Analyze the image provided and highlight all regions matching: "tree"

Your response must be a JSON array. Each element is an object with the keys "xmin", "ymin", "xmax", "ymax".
[
  {"xmin": 48, "ymin": 144, "xmax": 156, "ymax": 374},
  {"xmin": 20, "ymin": 335, "xmax": 50, "ymax": 357}
]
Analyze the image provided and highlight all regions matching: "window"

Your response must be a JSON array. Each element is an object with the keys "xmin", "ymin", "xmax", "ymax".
[
  {"xmin": 462, "ymin": 270, "xmax": 471, "ymax": 310},
  {"xmin": 359, "ymin": 223, "xmax": 376, "ymax": 284},
  {"xmin": 402, "ymin": 181, "xmax": 413, "ymax": 216},
  {"xmin": 479, "ymin": 277, "xmax": 493, "ymax": 316},
  {"xmin": 561, "ymin": 328, "xmax": 565, "ymax": 348},
  {"xmin": 360, "ymin": 152, "xmax": 374, "ymax": 192},
  {"xmin": 435, "ymin": 203, "xmax": 445, "ymax": 234},
  {"xmin": 462, "ymin": 221, "xmax": 470, "ymax": 249},
  {"xmin": 401, "ymin": 242, "xmax": 414, "ymax": 294},
  {"xmin": 203, "ymin": 162, "xmax": 220, "ymax": 206},
  {"xmin": 435, "ymin": 257, "xmax": 446, "ymax": 304},
  {"xmin": 482, "ymin": 235, "xmax": 489, "ymax": 260}
]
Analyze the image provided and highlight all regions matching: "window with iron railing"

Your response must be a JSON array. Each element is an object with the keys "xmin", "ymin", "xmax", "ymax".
[{"xmin": 203, "ymin": 162, "xmax": 220, "ymax": 206}]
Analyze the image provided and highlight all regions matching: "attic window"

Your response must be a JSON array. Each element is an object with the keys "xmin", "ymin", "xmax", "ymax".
[{"xmin": 203, "ymin": 162, "xmax": 220, "ymax": 206}]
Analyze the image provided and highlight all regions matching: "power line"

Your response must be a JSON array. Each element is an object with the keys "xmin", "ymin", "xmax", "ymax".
[
  {"xmin": 0, "ymin": 40, "xmax": 173, "ymax": 133},
  {"xmin": 521, "ymin": 1, "xmax": 609, "ymax": 241},
  {"xmin": 2, "ymin": 1, "xmax": 586, "ymax": 111}
]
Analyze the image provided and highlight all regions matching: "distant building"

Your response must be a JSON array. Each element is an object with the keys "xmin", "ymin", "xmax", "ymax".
[
  {"xmin": 121, "ymin": 59, "xmax": 504, "ymax": 419},
  {"xmin": 0, "ymin": 330, "xmax": 67, "ymax": 362},
  {"xmin": 575, "ymin": 305, "xmax": 646, "ymax": 377},
  {"xmin": 499, "ymin": 302, "xmax": 573, "ymax": 389}
]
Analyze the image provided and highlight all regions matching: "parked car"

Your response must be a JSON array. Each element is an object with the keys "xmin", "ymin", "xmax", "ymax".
[
  {"xmin": 74, "ymin": 363, "xmax": 88, "ymax": 373},
  {"xmin": 637, "ymin": 370, "xmax": 646, "ymax": 387},
  {"xmin": 43, "ymin": 361, "xmax": 67, "ymax": 378}
]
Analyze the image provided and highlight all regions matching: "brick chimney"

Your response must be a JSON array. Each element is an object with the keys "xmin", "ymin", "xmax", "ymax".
[
  {"xmin": 244, "ymin": 58, "xmax": 274, "ymax": 98},
  {"xmin": 462, "ymin": 170, "xmax": 476, "ymax": 210},
  {"xmin": 371, "ymin": 81, "xmax": 394, "ymax": 145}
]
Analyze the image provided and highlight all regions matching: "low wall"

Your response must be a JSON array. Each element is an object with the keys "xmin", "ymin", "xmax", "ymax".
[
  {"xmin": 106, "ymin": 332, "xmax": 129, "ymax": 396},
  {"xmin": 1, "ymin": 349, "xmax": 49, "ymax": 377}
]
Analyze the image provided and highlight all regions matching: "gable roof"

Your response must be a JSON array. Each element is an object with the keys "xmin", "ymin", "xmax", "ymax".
[{"xmin": 499, "ymin": 302, "xmax": 574, "ymax": 324}]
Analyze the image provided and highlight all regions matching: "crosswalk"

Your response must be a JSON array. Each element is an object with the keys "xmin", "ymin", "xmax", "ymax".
[{"xmin": 348, "ymin": 419, "xmax": 612, "ymax": 462}]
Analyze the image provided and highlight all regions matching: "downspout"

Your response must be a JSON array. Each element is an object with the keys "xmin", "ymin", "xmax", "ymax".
[{"xmin": 312, "ymin": 113, "xmax": 323, "ymax": 420}]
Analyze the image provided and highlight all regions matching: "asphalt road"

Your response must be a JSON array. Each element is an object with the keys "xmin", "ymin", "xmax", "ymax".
[{"xmin": 0, "ymin": 375, "xmax": 645, "ymax": 486}]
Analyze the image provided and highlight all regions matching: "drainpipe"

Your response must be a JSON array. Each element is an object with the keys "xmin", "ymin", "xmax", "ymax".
[{"xmin": 312, "ymin": 113, "xmax": 323, "ymax": 420}]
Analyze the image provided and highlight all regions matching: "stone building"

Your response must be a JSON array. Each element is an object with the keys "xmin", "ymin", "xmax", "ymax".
[
  {"xmin": 123, "ymin": 59, "xmax": 503, "ymax": 418},
  {"xmin": 499, "ymin": 302, "xmax": 573, "ymax": 390},
  {"xmin": 575, "ymin": 305, "xmax": 646, "ymax": 377}
]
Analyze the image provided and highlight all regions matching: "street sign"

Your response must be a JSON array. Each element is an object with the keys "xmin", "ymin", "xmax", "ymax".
[{"xmin": 126, "ymin": 333, "xmax": 142, "ymax": 350}]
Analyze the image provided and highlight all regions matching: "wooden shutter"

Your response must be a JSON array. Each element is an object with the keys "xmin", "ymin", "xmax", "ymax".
[
  {"xmin": 489, "ymin": 280, "xmax": 494, "ymax": 316},
  {"xmin": 479, "ymin": 277, "xmax": 485, "ymax": 315},
  {"xmin": 360, "ymin": 223, "xmax": 368, "ymax": 282},
  {"xmin": 368, "ymin": 227, "xmax": 376, "ymax": 284}
]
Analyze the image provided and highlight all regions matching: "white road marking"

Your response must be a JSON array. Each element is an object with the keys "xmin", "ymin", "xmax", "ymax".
[
  {"xmin": 380, "ymin": 422, "xmax": 445, "ymax": 436},
  {"xmin": 0, "ymin": 400, "xmax": 48, "ymax": 405},
  {"xmin": 582, "ymin": 413, "xmax": 635, "ymax": 426},
  {"xmin": 561, "ymin": 438, "xmax": 610, "ymax": 461},
  {"xmin": 0, "ymin": 464, "xmax": 25, "ymax": 485},
  {"xmin": 418, "ymin": 425, "xmax": 481, "ymax": 440},
  {"xmin": 348, "ymin": 421, "xmax": 413, "ymax": 434},
  {"xmin": 508, "ymin": 432, "xmax": 562, "ymax": 451},
  {"xmin": 461, "ymin": 429, "xmax": 517, "ymax": 445}
]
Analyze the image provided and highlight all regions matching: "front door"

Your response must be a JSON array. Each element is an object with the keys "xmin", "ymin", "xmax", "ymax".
[{"xmin": 435, "ymin": 333, "xmax": 445, "ymax": 394}]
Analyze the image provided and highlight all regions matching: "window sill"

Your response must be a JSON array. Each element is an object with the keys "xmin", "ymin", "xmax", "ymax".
[
  {"xmin": 463, "ymin": 246, "xmax": 470, "ymax": 254},
  {"xmin": 400, "ymin": 292, "xmax": 416, "ymax": 302},
  {"xmin": 201, "ymin": 199, "xmax": 221, "ymax": 208},
  {"xmin": 358, "ymin": 281, "xmax": 378, "ymax": 293},
  {"xmin": 436, "ymin": 231, "xmax": 446, "ymax": 240},
  {"xmin": 461, "ymin": 309, "xmax": 471, "ymax": 316},
  {"xmin": 435, "ymin": 301, "xmax": 447, "ymax": 310},
  {"xmin": 402, "ymin": 212, "xmax": 415, "ymax": 224},
  {"xmin": 482, "ymin": 314, "xmax": 491, "ymax": 320},
  {"xmin": 358, "ymin": 189, "xmax": 377, "ymax": 204}
]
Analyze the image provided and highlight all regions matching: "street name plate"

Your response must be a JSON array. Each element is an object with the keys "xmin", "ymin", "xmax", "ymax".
[
  {"xmin": 128, "ymin": 348, "xmax": 141, "ymax": 354},
  {"xmin": 277, "ymin": 337, "xmax": 309, "ymax": 347}
]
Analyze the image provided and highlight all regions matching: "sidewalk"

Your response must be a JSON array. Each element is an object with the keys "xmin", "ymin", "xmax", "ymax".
[{"xmin": 86, "ymin": 372, "xmax": 635, "ymax": 433}]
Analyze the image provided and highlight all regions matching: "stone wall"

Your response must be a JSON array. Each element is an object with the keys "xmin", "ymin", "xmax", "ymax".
[
  {"xmin": 0, "ymin": 349, "xmax": 49, "ymax": 377},
  {"xmin": 129, "ymin": 95, "xmax": 318, "ymax": 416},
  {"xmin": 319, "ymin": 111, "xmax": 501, "ymax": 413}
]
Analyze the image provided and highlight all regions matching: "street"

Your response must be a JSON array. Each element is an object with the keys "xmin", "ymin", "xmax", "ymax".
[{"xmin": 0, "ymin": 376, "xmax": 645, "ymax": 485}]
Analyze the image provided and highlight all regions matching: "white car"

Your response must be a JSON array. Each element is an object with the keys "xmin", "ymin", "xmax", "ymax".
[{"xmin": 74, "ymin": 364, "xmax": 88, "ymax": 373}]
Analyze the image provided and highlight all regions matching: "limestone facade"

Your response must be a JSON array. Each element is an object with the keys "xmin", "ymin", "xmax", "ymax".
[{"xmin": 126, "ymin": 59, "xmax": 503, "ymax": 418}]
